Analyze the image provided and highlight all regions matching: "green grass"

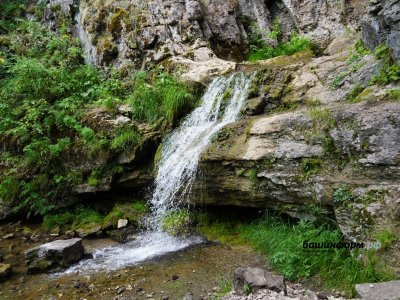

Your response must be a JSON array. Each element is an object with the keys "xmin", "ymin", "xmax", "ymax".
[
  {"xmin": 110, "ymin": 125, "xmax": 142, "ymax": 153},
  {"xmin": 212, "ymin": 279, "xmax": 233, "ymax": 300},
  {"xmin": 128, "ymin": 72, "xmax": 195, "ymax": 124},
  {"xmin": 239, "ymin": 216, "xmax": 395, "ymax": 296},
  {"xmin": 370, "ymin": 44, "xmax": 400, "ymax": 85},
  {"xmin": 249, "ymin": 34, "xmax": 312, "ymax": 62},
  {"xmin": 374, "ymin": 229, "xmax": 398, "ymax": 250},
  {"xmin": 386, "ymin": 89, "xmax": 400, "ymax": 101}
]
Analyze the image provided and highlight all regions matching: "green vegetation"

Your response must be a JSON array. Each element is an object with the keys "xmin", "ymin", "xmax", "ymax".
[
  {"xmin": 374, "ymin": 228, "xmax": 398, "ymax": 250},
  {"xmin": 371, "ymin": 44, "xmax": 400, "ymax": 85},
  {"xmin": 162, "ymin": 209, "xmax": 192, "ymax": 236},
  {"xmin": 333, "ymin": 184, "xmax": 353, "ymax": 204},
  {"xmin": 385, "ymin": 89, "xmax": 400, "ymax": 101},
  {"xmin": 240, "ymin": 216, "xmax": 394, "ymax": 296},
  {"xmin": 248, "ymin": 20, "xmax": 312, "ymax": 62},
  {"xmin": 212, "ymin": 279, "xmax": 233, "ymax": 300},
  {"xmin": 103, "ymin": 201, "xmax": 148, "ymax": 228},
  {"xmin": 43, "ymin": 201, "xmax": 148, "ymax": 231},
  {"xmin": 301, "ymin": 158, "xmax": 323, "ymax": 178},
  {"xmin": 347, "ymin": 84, "xmax": 365, "ymax": 102},
  {"xmin": 42, "ymin": 207, "xmax": 103, "ymax": 231},
  {"xmin": 0, "ymin": 15, "xmax": 193, "ymax": 216}
]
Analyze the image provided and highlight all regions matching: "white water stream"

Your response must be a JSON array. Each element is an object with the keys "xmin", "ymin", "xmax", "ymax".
[
  {"xmin": 75, "ymin": 12, "xmax": 97, "ymax": 66},
  {"xmin": 60, "ymin": 73, "xmax": 254, "ymax": 274}
]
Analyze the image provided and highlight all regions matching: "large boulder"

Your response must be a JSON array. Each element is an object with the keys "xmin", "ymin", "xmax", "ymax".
[
  {"xmin": 233, "ymin": 267, "xmax": 286, "ymax": 295},
  {"xmin": 355, "ymin": 280, "xmax": 400, "ymax": 300},
  {"xmin": 25, "ymin": 238, "xmax": 84, "ymax": 274}
]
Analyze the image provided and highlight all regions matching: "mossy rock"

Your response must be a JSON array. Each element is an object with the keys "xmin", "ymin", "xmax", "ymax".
[
  {"xmin": 103, "ymin": 201, "xmax": 148, "ymax": 229},
  {"xmin": 74, "ymin": 223, "xmax": 102, "ymax": 238},
  {"xmin": 161, "ymin": 210, "xmax": 193, "ymax": 236}
]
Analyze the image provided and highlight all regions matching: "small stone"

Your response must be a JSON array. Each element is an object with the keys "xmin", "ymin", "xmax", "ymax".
[
  {"xmin": 116, "ymin": 286, "xmax": 125, "ymax": 294},
  {"xmin": 183, "ymin": 293, "xmax": 193, "ymax": 300},
  {"xmin": 117, "ymin": 219, "xmax": 129, "ymax": 229},
  {"xmin": 126, "ymin": 284, "xmax": 133, "ymax": 291},
  {"xmin": 3, "ymin": 233, "xmax": 14, "ymax": 239},
  {"xmin": 171, "ymin": 274, "xmax": 179, "ymax": 281}
]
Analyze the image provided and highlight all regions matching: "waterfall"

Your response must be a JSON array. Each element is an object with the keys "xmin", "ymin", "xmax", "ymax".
[
  {"xmin": 59, "ymin": 72, "xmax": 254, "ymax": 274},
  {"xmin": 149, "ymin": 73, "xmax": 254, "ymax": 229},
  {"xmin": 74, "ymin": 12, "xmax": 97, "ymax": 66}
]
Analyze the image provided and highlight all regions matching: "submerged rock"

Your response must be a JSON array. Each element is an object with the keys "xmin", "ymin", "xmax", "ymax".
[
  {"xmin": 233, "ymin": 267, "xmax": 285, "ymax": 295},
  {"xmin": 0, "ymin": 263, "xmax": 12, "ymax": 282},
  {"xmin": 355, "ymin": 280, "xmax": 400, "ymax": 300},
  {"xmin": 25, "ymin": 238, "xmax": 84, "ymax": 274}
]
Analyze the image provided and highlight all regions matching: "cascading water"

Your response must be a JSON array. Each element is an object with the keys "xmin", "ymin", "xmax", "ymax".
[
  {"xmin": 59, "ymin": 73, "xmax": 254, "ymax": 274},
  {"xmin": 149, "ymin": 73, "xmax": 254, "ymax": 229},
  {"xmin": 74, "ymin": 12, "xmax": 97, "ymax": 66}
]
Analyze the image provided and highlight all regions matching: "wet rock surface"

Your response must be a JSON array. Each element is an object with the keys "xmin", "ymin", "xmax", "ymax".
[{"xmin": 25, "ymin": 238, "xmax": 84, "ymax": 274}]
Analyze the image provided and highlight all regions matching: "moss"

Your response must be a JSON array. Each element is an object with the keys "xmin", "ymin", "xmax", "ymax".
[
  {"xmin": 347, "ymin": 85, "xmax": 365, "ymax": 102},
  {"xmin": 103, "ymin": 201, "xmax": 148, "ymax": 229},
  {"xmin": 301, "ymin": 158, "xmax": 323, "ymax": 178},
  {"xmin": 162, "ymin": 209, "xmax": 192, "ymax": 236}
]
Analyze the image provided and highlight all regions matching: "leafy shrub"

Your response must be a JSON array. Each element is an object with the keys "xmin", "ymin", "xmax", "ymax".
[
  {"xmin": 249, "ymin": 34, "xmax": 312, "ymax": 62},
  {"xmin": 371, "ymin": 44, "xmax": 400, "ymax": 85},
  {"xmin": 0, "ymin": 20, "xmax": 193, "ymax": 216},
  {"xmin": 128, "ymin": 72, "xmax": 194, "ymax": 123}
]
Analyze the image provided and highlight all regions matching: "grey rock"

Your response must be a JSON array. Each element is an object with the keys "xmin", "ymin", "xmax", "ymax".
[
  {"xmin": 355, "ymin": 280, "xmax": 400, "ymax": 300},
  {"xmin": 183, "ymin": 293, "xmax": 194, "ymax": 300},
  {"xmin": 233, "ymin": 267, "xmax": 285, "ymax": 295},
  {"xmin": 362, "ymin": 0, "xmax": 400, "ymax": 63},
  {"xmin": 25, "ymin": 238, "xmax": 84, "ymax": 274}
]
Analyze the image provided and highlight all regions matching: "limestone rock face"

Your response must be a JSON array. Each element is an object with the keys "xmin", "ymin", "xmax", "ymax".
[
  {"xmin": 68, "ymin": 0, "xmax": 363, "ymax": 73},
  {"xmin": 25, "ymin": 238, "xmax": 84, "ymax": 274},
  {"xmin": 355, "ymin": 280, "xmax": 400, "ymax": 300},
  {"xmin": 361, "ymin": 0, "xmax": 400, "ymax": 63}
]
